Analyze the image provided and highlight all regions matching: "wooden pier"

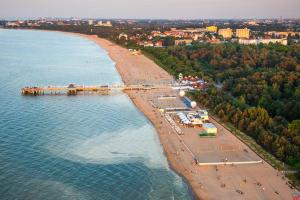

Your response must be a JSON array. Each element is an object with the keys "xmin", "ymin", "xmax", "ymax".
[{"xmin": 21, "ymin": 84, "xmax": 163, "ymax": 96}]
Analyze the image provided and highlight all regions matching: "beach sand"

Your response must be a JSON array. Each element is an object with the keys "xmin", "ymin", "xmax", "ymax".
[{"xmin": 73, "ymin": 33, "xmax": 297, "ymax": 200}]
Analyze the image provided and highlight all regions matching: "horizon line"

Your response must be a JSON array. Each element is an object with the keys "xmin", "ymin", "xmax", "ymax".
[{"xmin": 2, "ymin": 17, "xmax": 300, "ymax": 21}]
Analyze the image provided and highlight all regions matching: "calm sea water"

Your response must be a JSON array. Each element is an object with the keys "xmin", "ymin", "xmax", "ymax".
[{"xmin": 0, "ymin": 29, "xmax": 193, "ymax": 200}]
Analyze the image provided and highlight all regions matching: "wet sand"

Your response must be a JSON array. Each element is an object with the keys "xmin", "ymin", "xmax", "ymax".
[{"xmin": 73, "ymin": 33, "xmax": 297, "ymax": 200}]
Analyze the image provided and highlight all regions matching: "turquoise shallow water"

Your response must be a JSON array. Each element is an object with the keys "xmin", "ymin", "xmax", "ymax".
[{"xmin": 0, "ymin": 29, "xmax": 193, "ymax": 200}]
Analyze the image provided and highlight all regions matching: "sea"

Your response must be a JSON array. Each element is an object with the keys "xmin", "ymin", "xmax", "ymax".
[{"xmin": 0, "ymin": 29, "xmax": 193, "ymax": 200}]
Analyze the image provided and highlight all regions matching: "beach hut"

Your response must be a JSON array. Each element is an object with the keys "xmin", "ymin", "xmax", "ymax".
[
  {"xmin": 177, "ymin": 112, "xmax": 191, "ymax": 126},
  {"xmin": 187, "ymin": 113, "xmax": 203, "ymax": 126},
  {"xmin": 203, "ymin": 123, "xmax": 217, "ymax": 134},
  {"xmin": 198, "ymin": 110, "xmax": 209, "ymax": 121}
]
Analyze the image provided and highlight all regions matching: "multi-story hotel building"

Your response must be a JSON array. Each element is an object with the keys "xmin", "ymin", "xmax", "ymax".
[
  {"xmin": 206, "ymin": 26, "xmax": 218, "ymax": 33},
  {"xmin": 236, "ymin": 28, "xmax": 250, "ymax": 39},
  {"xmin": 218, "ymin": 28, "xmax": 232, "ymax": 39}
]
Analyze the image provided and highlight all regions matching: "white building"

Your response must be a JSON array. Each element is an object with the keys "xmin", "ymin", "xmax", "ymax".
[
  {"xmin": 259, "ymin": 39, "xmax": 288, "ymax": 45},
  {"xmin": 177, "ymin": 112, "xmax": 191, "ymax": 125},
  {"xmin": 5, "ymin": 22, "xmax": 20, "ymax": 27},
  {"xmin": 197, "ymin": 110, "xmax": 209, "ymax": 121},
  {"xmin": 95, "ymin": 21, "xmax": 112, "ymax": 27},
  {"xmin": 88, "ymin": 20, "xmax": 94, "ymax": 25},
  {"xmin": 187, "ymin": 113, "xmax": 203, "ymax": 126},
  {"xmin": 118, "ymin": 33, "xmax": 128, "ymax": 40},
  {"xmin": 239, "ymin": 38, "xmax": 287, "ymax": 45}
]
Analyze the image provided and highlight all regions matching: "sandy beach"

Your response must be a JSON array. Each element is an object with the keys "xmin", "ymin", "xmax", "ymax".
[{"xmin": 73, "ymin": 33, "xmax": 297, "ymax": 200}]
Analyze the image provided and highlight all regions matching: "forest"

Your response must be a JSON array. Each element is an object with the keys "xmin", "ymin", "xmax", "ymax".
[{"xmin": 143, "ymin": 43, "xmax": 300, "ymax": 179}]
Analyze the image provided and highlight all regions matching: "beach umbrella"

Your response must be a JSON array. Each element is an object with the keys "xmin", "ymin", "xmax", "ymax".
[
  {"xmin": 191, "ymin": 101, "xmax": 197, "ymax": 108},
  {"xmin": 179, "ymin": 90, "xmax": 185, "ymax": 97}
]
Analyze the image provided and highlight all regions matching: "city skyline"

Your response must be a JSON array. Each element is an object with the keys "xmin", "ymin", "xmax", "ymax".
[{"xmin": 1, "ymin": 0, "xmax": 300, "ymax": 20}]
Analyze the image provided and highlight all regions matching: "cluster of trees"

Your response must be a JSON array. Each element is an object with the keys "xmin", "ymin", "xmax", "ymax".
[
  {"xmin": 193, "ymin": 88, "xmax": 300, "ymax": 173},
  {"xmin": 144, "ymin": 43, "xmax": 300, "ymax": 177}
]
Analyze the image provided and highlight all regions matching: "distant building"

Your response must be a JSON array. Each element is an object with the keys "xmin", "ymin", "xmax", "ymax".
[
  {"xmin": 266, "ymin": 31, "xmax": 299, "ymax": 38},
  {"xmin": 88, "ymin": 20, "xmax": 94, "ymax": 26},
  {"xmin": 163, "ymin": 29, "xmax": 185, "ymax": 38},
  {"xmin": 236, "ymin": 28, "xmax": 250, "ymax": 39},
  {"xmin": 291, "ymin": 39, "xmax": 300, "ymax": 44},
  {"xmin": 151, "ymin": 31, "xmax": 162, "ymax": 37},
  {"xmin": 238, "ymin": 38, "xmax": 288, "ymax": 45},
  {"xmin": 218, "ymin": 28, "xmax": 232, "ymax": 39},
  {"xmin": 238, "ymin": 39, "xmax": 258, "ymax": 45},
  {"xmin": 207, "ymin": 39, "xmax": 222, "ymax": 44},
  {"xmin": 192, "ymin": 33, "xmax": 204, "ymax": 40},
  {"xmin": 106, "ymin": 21, "xmax": 112, "ymax": 26},
  {"xmin": 5, "ymin": 22, "xmax": 20, "ymax": 27},
  {"xmin": 174, "ymin": 39, "xmax": 193, "ymax": 46},
  {"xmin": 206, "ymin": 26, "xmax": 218, "ymax": 33},
  {"xmin": 246, "ymin": 21, "xmax": 258, "ymax": 26},
  {"xmin": 154, "ymin": 41, "xmax": 163, "ymax": 47},
  {"xmin": 56, "ymin": 21, "xmax": 65, "ymax": 26},
  {"xmin": 184, "ymin": 28, "xmax": 206, "ymax": 33},
  {"xmin": 138, "ymin": 41, "xmax": 154, "ymax": 47},
  {"xmin": 95, "ymin": 21, "xmax": 112, "ymax": 27},
  {"xmin": 260, "ymin": 39, "xmax": 288, "ymax": 45},
  {"xmin": 118, "ymin": 33, "xmax": 128, "ymax": 40}
]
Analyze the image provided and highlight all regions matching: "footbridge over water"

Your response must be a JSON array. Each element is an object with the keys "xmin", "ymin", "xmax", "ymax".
[{"xmin": 21, "ymin": 83, "xmax": 171, "ymax": 96}]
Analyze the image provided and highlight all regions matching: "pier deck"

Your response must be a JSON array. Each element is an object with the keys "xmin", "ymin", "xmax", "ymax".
[{"xmin": 21, "ymin": 84, "xmax": 168, "ymax": 95}]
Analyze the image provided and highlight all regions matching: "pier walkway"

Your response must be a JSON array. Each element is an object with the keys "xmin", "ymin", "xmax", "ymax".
[{"xmin": 21, "ymin": 84, "xmax": 170, "ymax": 96}]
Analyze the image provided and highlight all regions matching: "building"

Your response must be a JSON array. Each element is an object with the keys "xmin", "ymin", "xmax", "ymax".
[
  {"xmin": 238, "ymin": 39, "xmax": 257, "ymax": 45},
  {"xmin": 174, "ymin": 39, "xmax": 193, "ymax": 46},
  {"xmin": 177, "ymin": 112, "xmax": 192, "ymax": 126},
  {"xmin": 266, "ymin": 31, "xmax": 299, "ymax": 38},
  {"xmin": 151, "ymin": 31, "xmax": 162, "ymax": 37},
  {"xmin": 207, "ymin": 39, "xmax": 222, "ymax": 44},
  {"xmin": 197, "ymin": 110, "xmax": 209, "ymax": 121},
  {"xmin": 259, "ymin": 39, "xmax": 288, "ymax": 45},
  {"xmin": 179, "ymin": 75, "xmax": 208, "ymax": 90},
  {"xmin": 206, "ymin": 26, "xmax": 218, "ymax": 33},
  {"xmin": 178, "ymin": 73, "xmax": 183, "ymax": 80},
  {"xmin": 239, "ymin": 38, "xmax": 288, "ymax": 45},
  {"xmin": 105, "ymin": 21, "xmax": 112, "ymax": 26},
  {"xmin": 118, "ymin": 33, "xmax": 128, "ymax": 40},
  {"xmin": 187, "ymin": 113, "xmax": 203, "ymax": 126},
  {"xmin": 218, "ymin": 28, "xmax": 232, "ymax": 39},
  {"xmin": 138, "ymin": 41, "xmax": 154, "ymax": 47},
  {"xmin": 95, "ymin": 21, "xmax": 112, "ymax": 27},
  {"xmin": 154, "ymin": 41, "xmax": 163, "ymax": 47},
  {"xmin": 88, "ymin": 20, "xmax": 94, "ymax": 25},
  {"xmin": 236, "ymin": 28, "xmax": 250, "ymax": 39},
  {"xmin": 203, "ymin": 123, "xmax": 217, "ymax": 134},
  {"xmin": 5, "ymin": 22, "xmax": 20, "ymax": 27},
  {"xmin": 246, "ymin": 21, "xmax": 258, "ymax": 26}
]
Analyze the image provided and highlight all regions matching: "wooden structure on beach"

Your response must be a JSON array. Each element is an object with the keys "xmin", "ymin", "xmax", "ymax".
[{"xmin": 21, "ymin": 84, "xmax": 163, "ymax": 96}]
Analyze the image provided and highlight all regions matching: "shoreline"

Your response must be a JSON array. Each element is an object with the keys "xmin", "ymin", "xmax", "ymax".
[
  {"xmin": 71, "ymin": 33, "xmax": 203, "ymax": 199},
  {"xmin": 7, "ymin": 29, "xmax": 199, "ymax": 197},
  {"xmin": 51, "ymin": 31, "xmax": 296, "ymax": 200},
  {"xmin": 126, "ymin": 91, "xmax": 198, "ymax": 200}
]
